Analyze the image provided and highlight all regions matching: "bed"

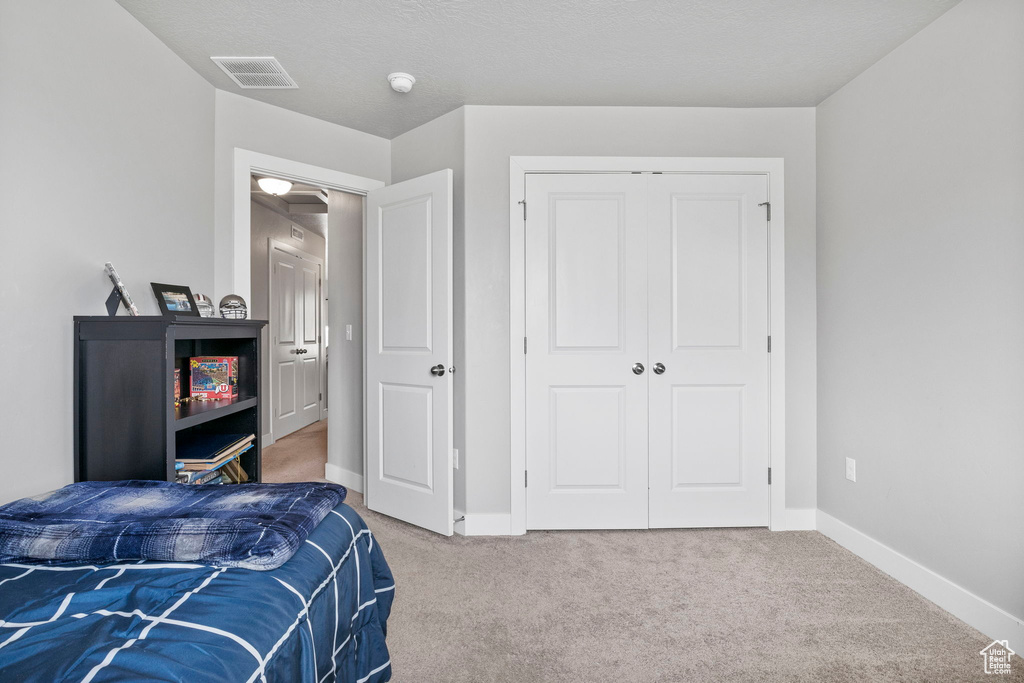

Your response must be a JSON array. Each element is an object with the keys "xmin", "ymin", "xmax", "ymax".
[{"xmin": 0, "ymin": 485, "xmax": 393, "ymax": 682}]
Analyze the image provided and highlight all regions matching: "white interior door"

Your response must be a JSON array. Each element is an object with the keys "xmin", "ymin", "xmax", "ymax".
[
  {"xmin": 647, "ymin": 174, "xmax": 770, "ymax": 527},
  {"xmin": 365, "ymin": 169, "xmax": 454, "ymax": 536},
  {"xmin": 271, "ymin": 245, "xmax": 322, "ymax": 440},
  {"xmin": 525, "ymin": 174, "xmax": 650, "ymax": 529}
]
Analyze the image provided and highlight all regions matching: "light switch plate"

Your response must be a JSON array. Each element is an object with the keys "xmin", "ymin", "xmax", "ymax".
[
  {"xmin": 345, "ymin": 324, "xmax": 353, "ymax": 341},
  {"xmin": 846, "ymin": 457, "xmax": 856, "ymax": 482}
]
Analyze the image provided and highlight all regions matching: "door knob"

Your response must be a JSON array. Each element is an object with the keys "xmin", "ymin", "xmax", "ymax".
[
  {"xmin": 653, "ymin": 362, "xmax": 666, "ymax": 375},
  {"xmin": 430, "ymin": 364, "xmax": 446, "ymax": 377},
  {"xmin": 632, "ymin": 362, "xmax": 645, "ymax": 375}
]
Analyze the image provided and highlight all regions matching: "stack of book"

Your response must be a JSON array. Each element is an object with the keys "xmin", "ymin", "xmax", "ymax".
[{"xmin": 175, "ymin": 433, "xmax": 254, "ymax": 485}]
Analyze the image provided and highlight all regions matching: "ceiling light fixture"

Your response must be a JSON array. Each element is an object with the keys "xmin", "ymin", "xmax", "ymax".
[
  {"xmin": 387, "ymin": 72, "xmax": 416, "ymax": 93},
  {"xmin": 257, "ymin": 177, "xmax": 293, "ymax": 195}
]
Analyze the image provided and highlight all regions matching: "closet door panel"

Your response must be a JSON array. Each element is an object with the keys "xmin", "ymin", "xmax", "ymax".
[
  {"xmin": 648, "ymin": 174, "xmax": 770, "ymax": 528},
  {"xmin": 525, "ymin": 174, "xmax": 649, "ymax": 530}
]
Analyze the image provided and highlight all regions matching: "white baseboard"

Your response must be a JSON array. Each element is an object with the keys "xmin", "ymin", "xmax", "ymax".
[
  {"xmin": 817, "ymin": 511, "xmax": 1024, "ymax": 652},
  {"xmin": 324, "ymin": 463, "xmax": 363, "ymax": 493},
  {"xmin": 453, "ymin": 511, "xmax": 512, "ymax": 536},
  {"xmin": 261, "ymin": 432, "xmax": 274, "ymax": 447},
  {"xmin": 784, "ymin": 508, "xmax": 817, "ymax": 530}
]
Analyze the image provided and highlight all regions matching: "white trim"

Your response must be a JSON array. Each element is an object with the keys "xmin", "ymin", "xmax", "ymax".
[
  {"xmin": 784, "ymin": 508, "xmax": 817, "ymax": 531},
  {"xmin": 509, "ymin": 156, "xmax": 786, "ymax": 534},
  {"xmin": 818, "ymin": 511, "xmax": 1024, "ymax": 652},
  {"xmin": 509, "ymin": 158, "xmax": 527, "ymax": 535},
  {"xmin": 325, "ymin": 463, "xmax": 364, "ymax": 493},
  {"xmin": 454, "ymin": 512, "xmax": 513, "ymax": 537},
  {"xmin": 262, "ymin": 431, "xmax": 275, "ymax": 448},
  {"xmin": 232, "ymin": 148, "xmax": 385, "ymax": 305}
]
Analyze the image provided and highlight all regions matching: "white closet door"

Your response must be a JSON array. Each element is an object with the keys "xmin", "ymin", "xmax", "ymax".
[
  {"xmin": 525, "ymin": 174, "xmax": 649, "ymax": 529},
  {"xmin": 647, "ymin": 174, "xmax": 770, "ymax": 527}
]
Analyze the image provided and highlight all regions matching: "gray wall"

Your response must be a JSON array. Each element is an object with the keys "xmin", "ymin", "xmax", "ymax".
[
  {"xmin": 326, "ymin": 191, "xmax": 366, "ymax": 480},
  {"xmin": 817, "ymin": 0, "xmax": 1024, "ymax": 619},
  {"xmin": 213, "ymin": 90, "xmax": 391, "ymax": 302},
  {"xmin": 0, "ymin": 0, "xmax": 215, "ymax": 504},
  {"xmin": 250, "ymin": 200, "xmax": 326, "ymax": 436},
  {"xmin": 460, "ymin": 106, "xmax": 818, "ymax": 516},
  {"xmin": 390, "ymin": 108, "xmax": 467, "ymax": 513}
]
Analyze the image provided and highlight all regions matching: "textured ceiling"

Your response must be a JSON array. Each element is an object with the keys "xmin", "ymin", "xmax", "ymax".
[{"xmin": 117, "ymin": 0, "xmax": 961, "ymax": 139}]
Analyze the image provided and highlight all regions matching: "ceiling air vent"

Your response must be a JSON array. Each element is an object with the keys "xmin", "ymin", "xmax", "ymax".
[{"xmin": 211, "ymin": 57, "xmax": 297, "ymax": 89}]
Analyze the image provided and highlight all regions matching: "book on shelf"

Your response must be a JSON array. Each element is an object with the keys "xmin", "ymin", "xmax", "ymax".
[
  {"xmin": 177, "ymin": 442, "xmax": 253, "ymax": 472},
  {"xmin": 181, "ymin": 470, "xmax": 223, "ymax": 485},
  {"xmin": 175, "ymin": 444, "xmax": 254, "ymax": 483},
  {"xmin": 176, "ymin": 433, "xmax": 254, "ymax": 463}
]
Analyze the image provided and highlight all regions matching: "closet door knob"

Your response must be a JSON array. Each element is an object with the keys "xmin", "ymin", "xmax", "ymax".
[
  {"xmin": 430, "ymin": 364, "xmax": 446, "ymax": 377},
  {"xmin": 653, "ymin": 362, "xmax": 666, "ymax": 375},
  {"xmin": 632, "ymin": 362, "xmax": 645, "ymax": 375}
]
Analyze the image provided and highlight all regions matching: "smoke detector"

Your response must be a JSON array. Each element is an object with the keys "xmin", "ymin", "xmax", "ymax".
[
  {"xmin": 387, "ymin": 72, "xmax": 416, "ymax": 93},
  {"xmin": 211, "ymin": 57, "xmax": 297, "ymax": 89}
]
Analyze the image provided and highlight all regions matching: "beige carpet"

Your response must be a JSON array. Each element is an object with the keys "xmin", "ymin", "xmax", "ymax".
[{"xmin": 263, "ymin": 423, "xmax": 1018, "ymax": 682}]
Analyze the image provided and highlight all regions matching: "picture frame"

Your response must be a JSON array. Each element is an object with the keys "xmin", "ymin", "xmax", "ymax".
[
  {"xmin": 104, "ymin": 262, "xmax": 139, "ymax": 316},
  {"xmin": 150, "ymin": 283, "xmax": 200, "ymax": 317}
]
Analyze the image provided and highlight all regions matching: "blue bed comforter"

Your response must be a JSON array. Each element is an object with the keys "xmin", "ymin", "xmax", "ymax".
[
  {"xmin": 0, "ymin": 502, "xmax": 393, "ymax": 682},
  {"xmin": 0, "ymin": 481, "xmax": 347, "ymax": 570}
]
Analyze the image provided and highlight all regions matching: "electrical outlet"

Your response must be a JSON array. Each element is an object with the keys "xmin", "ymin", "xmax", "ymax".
[
  {"xmin": 345, "ymin": 324, "xmax": 353, "ymax": 341},
  {"xmin": 846, "ymin": 457, "xmax": 856, "ymax": 482},
  {"xmin": 453, "ymin": 448, "xmax": 460, "ymax": 470}
]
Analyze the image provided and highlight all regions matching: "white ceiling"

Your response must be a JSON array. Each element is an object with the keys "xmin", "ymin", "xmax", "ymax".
[{"xmin": 117, "ymin": 0, "xmax": 960, "ymax": 139}]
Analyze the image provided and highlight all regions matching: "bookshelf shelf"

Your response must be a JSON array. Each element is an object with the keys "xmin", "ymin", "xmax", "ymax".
[
  {"xmin": 74, "ymin": 316, "xmax": 267, "ymax": 484},
  {"xmin": 174, "ymin": 396, "xmax": 258, "ymax": 431}
]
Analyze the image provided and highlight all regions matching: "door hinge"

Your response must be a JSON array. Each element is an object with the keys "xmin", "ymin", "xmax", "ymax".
[
  {"xmin": 768, "ymin": 467, "xmax": 772, "ymax": 485},
  {"xmin": 524, "ymin": 337, "xmax": 528, "ymax": 354},
  {"xmin": 518, "ymin": 199, "xmax": 526, "ymax": 221},
  {"xmin": 319, "ymin": 392, "xmax": 322, "ymax": 401},
  {"xmin": 758, "ymin": 201, "xmax": 771, "ymax": 221},
  {"xmin": 524, "ymin": 470, "xmax": 528, "ymax": 487},
  {"xmin": 768, "ymin": 336, "xmax": 772, "ymax": 353}
]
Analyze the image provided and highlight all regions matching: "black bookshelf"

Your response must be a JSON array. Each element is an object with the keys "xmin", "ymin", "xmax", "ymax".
[{"xmin": 74, "ymin": 316, "xmax": 267, "ymax": 484}]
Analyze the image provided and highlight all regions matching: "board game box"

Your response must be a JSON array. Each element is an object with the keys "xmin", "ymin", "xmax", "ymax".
[{"xmin": 189, "ymin": 356, "xmax": 238, "ymax": 400}]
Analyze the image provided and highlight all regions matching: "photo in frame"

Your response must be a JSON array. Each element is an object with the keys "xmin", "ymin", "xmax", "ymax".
[{"xmin": 150, "ymin": 283, "xmax": 200, "ymax": 317}]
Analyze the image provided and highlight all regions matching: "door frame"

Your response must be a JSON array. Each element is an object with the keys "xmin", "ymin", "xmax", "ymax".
[
  {"xmin": 267, "ymin": 238, "xmax": 325, "ymax": 443},
  {"xmin": 509, "ymin": 156, "xmax": 787, "ymax": 534},
  {"xmin": 232, "ymin": 149, "xmax": 385, "ymax": 481}
]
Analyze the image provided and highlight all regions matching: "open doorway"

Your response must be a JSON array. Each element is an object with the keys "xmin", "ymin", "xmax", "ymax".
[
  {"xmin": 251, "ymin": 176, "xmax": 328, "ymax": 445},
  {"xmin": 230, "ymin": 150, "xmax": 384, "ymax": 492},
  {"xmin": 246, "ymin": 173, "xmax": 369, "ymax": 486}
]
